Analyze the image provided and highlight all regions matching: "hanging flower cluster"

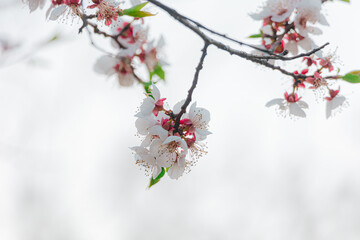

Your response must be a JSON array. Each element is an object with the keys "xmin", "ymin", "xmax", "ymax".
[
  {"xmin": 94, "ymin": 20, "xmax": 166, "ymax": 87},
  {"xmin": 131, "ymin": 85, "xmax": 211, "ymax": 187},
  {"xmin": 249, "ymin": 0, "xmax": 355, "ymax": 119},
  {"xmin": 266, "ymin": 55, "xmax": 348, "ymax": 118},
  {"xmin": 250, "ymin": 0, "xmax": 329, "ymax": 55}
]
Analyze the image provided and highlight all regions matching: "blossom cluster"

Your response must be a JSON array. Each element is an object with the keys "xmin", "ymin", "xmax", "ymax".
[
  {"xmin": 250, "ymin": 0, "xmax": 329, "ymax": 55},
  {"xmin": 23, "ymin": 0, "xmax": 166, "ymax": 88},
  {"xmin": 266, "ymin": 55, "xmax": 347, "ymax": 119},
  {"xmin": 131, "ymin": 85, "xmax": 211, "ymax": 185},
  {"xmin": 93, "ymin": 20, "xmax": 166, "ymax": 87},
  {"xmin": 249, "ymin": 0, "xmax": 350, "ymax": 119}
]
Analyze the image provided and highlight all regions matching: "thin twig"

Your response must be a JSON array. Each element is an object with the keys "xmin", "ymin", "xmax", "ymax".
[{"xmin": 174, "ymin": 43, "xmax": 209, "ymax": 132}]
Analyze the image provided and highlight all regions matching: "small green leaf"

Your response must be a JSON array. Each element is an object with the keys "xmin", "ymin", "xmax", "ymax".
[
  {"xmin": 122, "ymin": 2, "xmax": 155, "ymax": 18},
  {"xmin": 125, "ymin": 2, "xmax": 148, "ymax": 13},
  {"xmin": 142, "ymin": 81, "xmax": 155, "ymax": 99},
  {"xmin": 341, "ymin": 70, "xmax": 360, "ymax": 83},
  {"xmin": 248, "ymin": 33, "xmax": 262, "ymax": 38},
  {"xmin": 150, "ymin": 63, "xmax": 165, "ymax": 81},
  {"xmin": 339, "ymin": 0, "xmax": 350, "ymax": 3},
  {"xmin": 124, "ymin": 11, "xmax": 155, "ymax": 18},
  {"xmin": 148, "ymin": 167, "xmax": 165, "ymax": 188}
]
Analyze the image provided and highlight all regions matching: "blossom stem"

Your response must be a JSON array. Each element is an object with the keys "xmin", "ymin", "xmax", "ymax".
[{"xmin": 173, "ymin": 43, "xmax": 209, "ymax": 133}]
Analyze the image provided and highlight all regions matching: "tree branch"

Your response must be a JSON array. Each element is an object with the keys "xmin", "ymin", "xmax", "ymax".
[
  {"xmin": 174, "ymin": 43, "xmax": 209, "ymax": 132},
  {"xmin": 146, "ymin": 0, "xmax": 326, "ymax": 82}
]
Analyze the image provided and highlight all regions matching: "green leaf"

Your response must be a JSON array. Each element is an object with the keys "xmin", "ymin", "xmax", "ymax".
[
  {"xmin": 148, "ymin": 167, "xmax": 165, "ymax": 188},
  {"xmin": 122, "ymin": 2, "xmax": 155, "ymax": 18},
  {"xmin": 339, "ymin": 0, "xmax": 350, "ymax": 3},
  {"xmin": 341, "ymin": 71, "xmax": 360, "ymax": 83},
  {"xmin": 124, "ymin": 11, "xmax": 155, "ymax": 18},
  {"xmin": 125, "ymin": 2, "xmax": 148, "ymax": 13},
  {"xmin": 142, "ymin": 81, "xmax": 155, "ymax": 99},
  {"xmin": 248, "ymin": 33, "xmax": 262, "ymax": 38},
  {"xmin": 150, "ymin": 63, "xmax": 165, "ymax": 81}
]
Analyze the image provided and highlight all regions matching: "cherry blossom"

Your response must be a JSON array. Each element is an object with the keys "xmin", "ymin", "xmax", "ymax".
[
  {"xmin": 131, "ymin": 85, "xmax": 211, "ymax": 184},
  {"xmin": 47, "ymin": 0, "xmax": 81, "ymax": 21},
  {"xmin": 88, "ymin": 0, "xmax": 120, "ymax": 26},
  {"xmin": 139, "ymin": 36, "xmax": 166, "ymax": 72},
  {"xmin": 183, "ymin": 102, "xmax": 211, "ymax": 141},
  {"xmin": 94, "ymin": 55, "xmax": 137, "ymax": 87},
  {"xmin": 266, "ymin": 92, "xmax": 309, "ymax": 118},
  {"xmin": 250, "ymin": 0, "xmax": 298, "ymax": 23},
  {"xmin": 294, "ymin": 0, "xmax": 329, "ymax": 37},
  {"xmin": 136, "ymin": 85, "xmax": 165, "ymax": 117},
  {"xmin": 325, "ymin": 88, "xmax": 347, "ymax": 119}
]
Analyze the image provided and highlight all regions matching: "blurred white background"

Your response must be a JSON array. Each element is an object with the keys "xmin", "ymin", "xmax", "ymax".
[{"xmin": 1, "ymin": 0, "xmax": 360, "ymax": 239}]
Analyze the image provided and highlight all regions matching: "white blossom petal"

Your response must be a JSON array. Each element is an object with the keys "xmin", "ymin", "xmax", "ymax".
[
  {"xmin": 135, "ymin": 117, "xmax": 157, "ymax": 135},
  {"xmin": 149, "ymin": 125, "xmax": 168, "ymax": 141},
  {"xmin": 151, "ymin": 85, "xmax": 161, "ymax": 101},
  {"xmin": 265, "ymin": 98, "xmax": 284, "ymax": 107},
  {"xmin": 168, "ymin": 157, "xmax": 186, "ymax": 180},
  {"xmin": 289, "ymin": 103, "xmax": 306, "ymax": 118},
  {"xmin": 94, "ymin": 55, "xmax": 118, "ymax": 76},
  {"xmin": 173, "ymin": 99, "xmax": 185, "ymax": 115},
  {"xmin": 49, "ymin": 5, "xmax": 67, "ymax": 21}
]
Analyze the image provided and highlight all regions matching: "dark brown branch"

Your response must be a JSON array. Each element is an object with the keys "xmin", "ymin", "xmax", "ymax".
[
  {"xmin": 146, "ymin": 0, "xmax": 326, "ymax": 81},
  {"xmin": 180, "ymin": 15, "xmax": 271, "ymax": 54},
  {"xmin": 252, "ymin": 43, "xmax": 330, "ymax": 61},
  {"xmin": 78, "ymin": 12, "xmax": 127, "ymax": 49},
  {"xmin": 147, "ymin": 0, "xmax": 327, "ymax": 62},
  {"xmin": 174, "ymin": 43, "xmax": 209, "ymax": 132}
]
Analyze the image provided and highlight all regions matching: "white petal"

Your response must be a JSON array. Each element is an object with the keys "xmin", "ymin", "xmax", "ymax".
[
  {"xmin": 188, "ymin": 102, "xmax": 197, "ymax": 120},
  {"xmin": 149, "ymin": 125, "xmax": 168, "ymax": 141},
  {"xmin": 194, "ymin": 107, "xmax": 210, "ymax": 124},
  {"xmin": 135, "ymin": 117, "xmax": 156, "ymax": 135},
  {"xmin": 46, "ymin": 4, "xmax": 55, "ymax": 19},
  {"xmin": 138, "ymin": 97, "xmax": 155, "ymax": 117},
  {"xmin": 118, "ymin": 73, "xmax": 135, "ymax": 87},
  {"xmin": 298, "ymin": 100, "xmax": 309, "ymax": 109},
  {"xmin": 117, "ymin": 44, "xmax": 138, "ymax": 57},
  {"xmin": 157, "ymin": 153, "xmax": 176, "ymax": 168},
  {"xmin": 306, "ymin": 26, "xmax": 322, "ymax": 35},
  {"xmin": 249, "ymin": 8, "xmax": 272, "ymax": 21},
  {"xmin": 149, "ymin": 139, "xmax": 162, "ymax": 157},
  {"xmin": 261, "ymin": 25, "xmax": 273, "ymax": 36},
  {"xmin": 173, "ymin": 99, "xmax": 185, "ymax": 115},
  {"xmin": 168, "ymin": 160, "xmax": 185, "ymax": 180},
  {"xmin": 326, "ymin": 101, "xmax": 332, "ymax": 119},
  {"xmin": 49, "ymin": 5, "xmax": 67, "ymax": 21},
  {"xmin": 332, "ymin": 96, "xmax": 346, "ymax": 109},
  {"xmin": 318, "ymin": 14, "xmax": 329, "ymax": 26},
  {"xmin": 163, "ymin": 136, "xmax": 182, "ymax": 145},
  {"xmin": 265, "ymin": 98, "xmax": 284, "ymax": 107},
  {"xmin": 179, "ymin": 138, "xmax": 188, "ymax": 155},
  {"xmin": 285, "ymin": 41, "xmax": 299, "ymax": 56},
  {"xmin": 140, "ymin": 134, "xmax": 153, "ymax": 147},
  {"xmin": 157, "ymin": 35, "xmax": 165, "ymax": 49},
  {"xmin": 326, "ymin": 96, "xmax": 346, "ymax": 119},
  {"xmin": 271, "ymin": 8, "xmax": 294, "ymax": 23},
  {"xmin": 94, "ymin": 55, "xmax": 118, "ymax": 76},
  {"xmin": 298, "ymin": 38, "xmax": 313, "ymax": 51},
  {"xmin": 289, "ymin": 103, "xmax": 306, "ymax": 118},
  {"xmin": 151, "ymin": 85, "xmax": 161, "ymax": 101},
  {"xmin": 195, "ymin": 128, "xmax": 212, "ymax": 141}
]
